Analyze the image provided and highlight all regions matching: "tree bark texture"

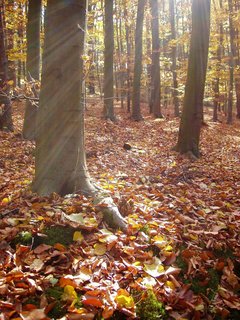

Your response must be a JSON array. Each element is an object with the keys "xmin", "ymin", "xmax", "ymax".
[
  {"xmin": 124, "ymin": 2, "xmax": 132, "ymax": 112},
  {"xmin": 228, "ymin": 0, "xmax": 240, "ymax": 120},
  {"xmin": 175, "ymin": 0, "xmax": 211, "ymax": 157},
  {"xmin": 169, "ymin": 0, "xmax": 180, "ymax": 117},
  {"xmin": 22, "ymin": 0, "xmax": 42, "ymax": 140},
  {"xmin": 227, "ymin": 0, "xmax": 235, "ymax": 124},
  {"xmin": 33, "ymin": 0, "xmax": 95, "ymax": 196},
  {"xmin": 213, "ymin": 4, "xmax": 223, "ymax": 122},
  {"xmin": 131, "ymin": 0, "xmax": 145, "ymax": 121},
  {"xmin": 103, "ymin": 0, "xmax": 115, "ymax": 121},
  {"xmin": 0, "ymin": 1, "xmax": 13, "ymax": 131},
  {"xmin": 149, "ymin": 0, "xmax": 162, "ymax": 118}
]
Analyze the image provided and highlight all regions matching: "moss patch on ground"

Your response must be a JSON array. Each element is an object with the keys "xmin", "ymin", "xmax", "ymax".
[
  {"xmin": 136, "ymin": 290, "xmax": 166, "ymax": 320},
  {"xmin": 11, "ymin": 231, "xmax": 33, "ymax": 247},
  {"xmin": 32, "ymin": 225, "xmax": 77, "ymax": 247},
  {"xmin": 45, "ymin": 286, "xmax": 66, "ymax": 319}
]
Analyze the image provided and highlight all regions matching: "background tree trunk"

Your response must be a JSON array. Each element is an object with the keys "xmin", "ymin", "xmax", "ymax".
[
  {"xmin": 149, "ymin": 0, "xmax": 162, "ymax": 118},
  {"xmin": 132, "ymin": 0, "xmax": 145, "ymax": 121},
  {"xmin": 103, "ymin": 0, "xmax": 115, "ymax": 121},
  {"xmin": 213, "ymin": 1, "xmax": 223, "ymax": 122},
  {"xmin": 33, "ymin": 0, "xmax": 95, "ymax": 196},
  {"xmin": 169, "ymin": 0, "xmax": 180, "ymax": 117},
  {"xmin": 22, "ymin": 0, "xmax": 41, "ymax": 140},
  {"xmin": 0, "ymin": 1, "xmax": 13, "ymax": 131},
  {"xmin": 174, "ymin": 0, "xmax": 211, "ymax": 157}
]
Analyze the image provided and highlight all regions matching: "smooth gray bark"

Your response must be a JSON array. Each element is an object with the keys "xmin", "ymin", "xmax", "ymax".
[
  {"xmin": 174, "ymin": 0, "xmax": 211, "ymax": 157},
  {"xmin": 103, "ymin": 0, "xmax": 115, "ymax": 121},
  {"xmin": 33, "ymin": 0, "xmax": 95, "ymax": 196},
  {"xmin": 149, "ymin": 0, "xmax": 162, "ymax": 118},
  {"xmin": 132, "ymin": 0, "xmax": 145, "ymax": 121}
]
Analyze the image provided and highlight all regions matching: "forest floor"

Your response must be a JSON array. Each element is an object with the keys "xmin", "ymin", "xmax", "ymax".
[{"xmin": 0, "ymin": 100, "xmax": 240, "ymax": 320}]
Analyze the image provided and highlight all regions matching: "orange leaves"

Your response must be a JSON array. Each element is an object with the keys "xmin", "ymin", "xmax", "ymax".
[
  {"xmin": 82, "ymin": 297, "xmax": 103, "ymax": 308},
  {"xmin": 1, "ymin": 103, "xmax": 240, "ymax": 319}
]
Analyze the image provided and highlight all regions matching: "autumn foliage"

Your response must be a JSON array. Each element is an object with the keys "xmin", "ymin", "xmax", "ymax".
[{"xmin": 0, "ymin": 103, "xmax": 240, "ymax": 319}]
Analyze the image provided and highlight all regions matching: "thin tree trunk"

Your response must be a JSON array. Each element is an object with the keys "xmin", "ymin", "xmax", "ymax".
[
  {"xmin": 0, "ymin": 1, "xmax": 13, "ymax": 131},
  {"xmin": 227, "ymin": 0, "xmax": 235, "ymax": 124},
  {"xmin": 22, "ymin": 0, "xmax": 41, "ymax": 140},
  {"xmin": 103, "ymin": 0, "xmax": 115, "ymax": 121},
  {"xmin": 6, "ymin": 0, "xmax": 16, "ymax": 86},
  {"xmin": 132, "ymin": 0, "xmax": 146, "ymax": 121},
  {"xmin": 149, "ymin": 0, "xmax": 162, "ymax": 118},
  {"xmin": 124, "ymin": 2, "xmax": 131, "ymax": 112},
  {"xmin": 169, "ymin": 0, "xmax": 180, "ymax": 117},
  {"xmin": 213, "ymin": 0, "xmax": 223, "ymax": 122}
]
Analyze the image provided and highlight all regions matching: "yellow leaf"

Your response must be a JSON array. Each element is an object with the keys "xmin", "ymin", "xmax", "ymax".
[
  {"xmin": 164, "ymin": 245, "xmax": 173, "ymax": 252},
  {"xmin": 144, "ymin": 258, "xmax": 165, "ymax": 277},
  {"xmin": 152, "ymin": 235, "xmax": 167, "ymax": 248},
  {"xmin": 73, "ymin": 231, "xmax": 84, "ymax": 243},
  {"xmin": 165, "ymin": 281, "xmax": 175, "ymax": 289},
  {"xmin": 62, "ymin": 285, "xmax": 78, "ymax": 305},
  {"xmin": 115, "ymin": 290, "xmax": 135, "ymax": 309},
  {"xmin": 8, "ymin": 80, "xmax": 14, "ymax": 86},
  {"xmin": 1, "ymin": 197, "xmax": 11, "ymax": 204},
  {"xmin": 93, "ymin": 243, "xmax": 107, "ymax": 256},
  {"xmin": 23, "ymin": 179, "xmax": 31, "ymax": 185}
]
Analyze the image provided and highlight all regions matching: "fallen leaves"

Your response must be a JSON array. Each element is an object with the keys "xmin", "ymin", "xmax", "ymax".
[{"xmin": 1, "ymin": 104, "xmax": 240, "ymax": 319}]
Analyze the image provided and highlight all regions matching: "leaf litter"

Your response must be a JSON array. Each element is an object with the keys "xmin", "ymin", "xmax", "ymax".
[{"xmin": 0, "ymin": 102, "xmax": 240, "ymax": 319}]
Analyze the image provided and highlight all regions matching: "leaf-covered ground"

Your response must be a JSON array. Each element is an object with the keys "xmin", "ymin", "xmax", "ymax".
[{"xmin": 0, "ymin": 101, "xmax": 240, "ymax": 320}]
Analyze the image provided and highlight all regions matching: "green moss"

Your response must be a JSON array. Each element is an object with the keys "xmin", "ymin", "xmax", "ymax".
[
  {"xmin": 207, "ymin": 269, "xmax": 220, "ymax": 300},
  {"xmin": 12, "ymin": 231, "xmax": 33, "ymax": 247},
  {"xmin": 42, "ymin": 225, "xmax": 76, "ymax": 246},
  {"xmin": 213, "ymin": 248, "xmax": 234, "ymax": 259},
  {"xmin": 187, "ymin": 269, "xmax": 220, "ymax": 300},
  {"xmin": 234, "ymin": 261, "xmax": 240, "ymax": 278},
  {"xmin": 139, "ymin": 224, "xmax": 150, "ymax": 235},
  {"xmin": 136, "ymin": 290, "xmax": 166, "ymax": 320},
  {"xmin": 23, "ymin": 296, "xmax": 40, "ymax": 307},
  {"xmin": 46, "ymin": 286, "xmax": 66, "ymax": 319},
  {"xmin": 45, "ymin": 285, "xmax": 83, "ymax": 318},
  {"xmin": 175, "ymin": 253, "xmax": 188, "ymax": 274},
  {"xmin": 229, "ymin": 310, "xmax": 240, "ymax": 319},
  {"xmin": 46, "ymin": 286, "xmax": 64, "ymax": 300},
  {"xmin": 214, "ymin": 309, "xmax": 240, "ymax": 320}
]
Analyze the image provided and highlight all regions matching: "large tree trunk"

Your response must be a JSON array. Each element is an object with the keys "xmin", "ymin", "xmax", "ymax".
[
  {"xmin": 131, "ymin": 0, "xmax": 145, "ymax": 121},
  {"xmin": 174, "ymin": 0, "xmax": 211, "ymax": 158},
  {"xmin": 103, "ymin": 0, "xmax": 115, "ymax": 121},
  {"xmin": 149, "ymin": 0, "xmax": 162, "ymax": 118},
  {"xmin": 33, "ymin": 0, "xmax": 95, "ymax": 196},
  {"xmin": 22, "ymin": 0, "xmax": 41, "ymax": 140},
  {"xmin": 169, "ymin": 0, "xmax": 180, "ymax": 117},
  {"xmin": 0, "ymin": 1, "xmax": 13, "ymax": 132}
]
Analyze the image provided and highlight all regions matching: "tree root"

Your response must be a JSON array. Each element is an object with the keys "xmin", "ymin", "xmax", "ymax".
[{"xmin": 93, "ymin": 194, "xmax": 127, "ymax": 232}]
